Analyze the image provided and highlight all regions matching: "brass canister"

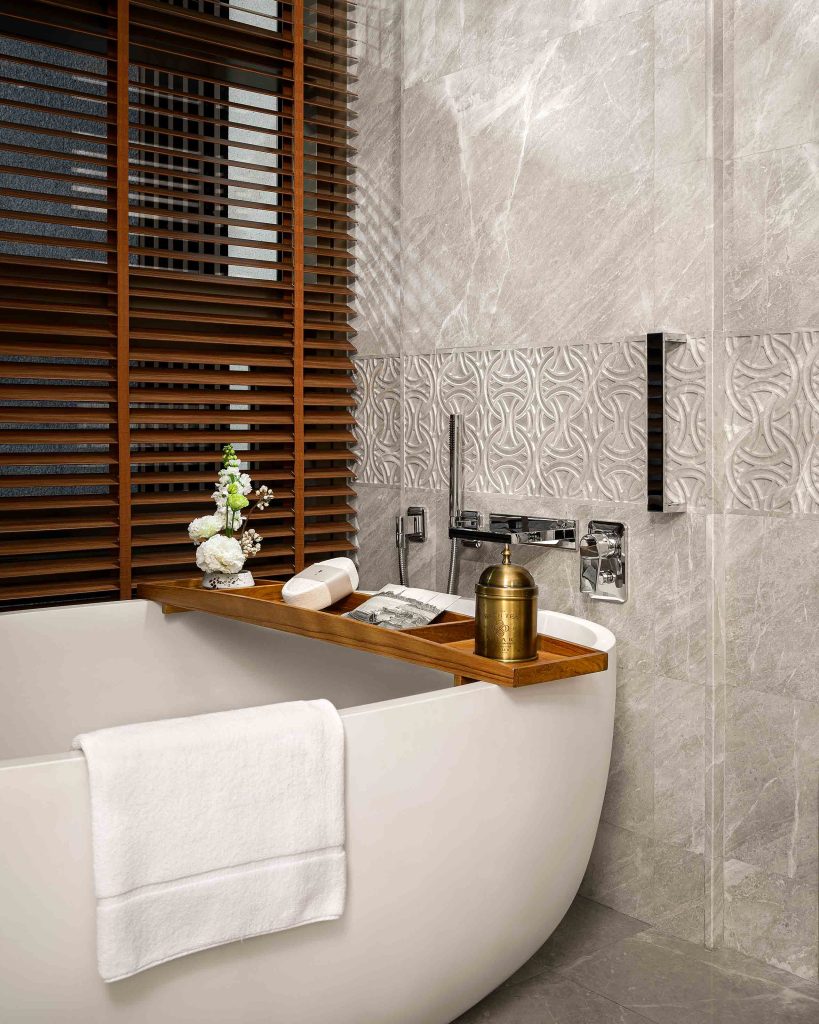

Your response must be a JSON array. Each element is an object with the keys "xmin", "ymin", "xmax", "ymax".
[{"xmin": 475, "ymin": 544, "xmax": 538, "ymax": 662}]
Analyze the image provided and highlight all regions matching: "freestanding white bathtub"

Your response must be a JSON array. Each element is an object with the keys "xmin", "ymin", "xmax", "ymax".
[{"xmin": 0, "ymin": 598, "xmax": 615, "ymax": 1024}]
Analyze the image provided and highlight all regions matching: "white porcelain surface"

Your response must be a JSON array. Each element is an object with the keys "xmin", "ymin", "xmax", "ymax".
[{"xmin": 0, "ymin": 599, "xmax": 615, "ymax": 1023}]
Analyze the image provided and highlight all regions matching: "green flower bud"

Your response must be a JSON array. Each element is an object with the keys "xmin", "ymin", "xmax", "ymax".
[
  {"xmin": 227, "ymin": 493, "xmax": 249, "ymax": 511},
  {"xmin": 227, "ymin": 482, "xmax": 238, "ymax": 493}
]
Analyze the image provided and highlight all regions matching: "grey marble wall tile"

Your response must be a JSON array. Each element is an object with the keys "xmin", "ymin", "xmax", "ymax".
[
  {"xmin": 654, "ymin": 676, "xmax": 705, "ymax": 852},
  {"xmin": 580, "ymin": 823, "xmax": 655, "ymax": 921},
  {"xmin": 353, "ymin": 96, "xmax": 401, "ymax": 357},
  {"xmin": 655, "ymin": 164, "xmax": 712, "ymax": 334},
  {"xmin": 459, "ymin": 0, "xmax": 656, "ymax": 73},
  {"xmin": 401, "ymin": 0, "xmax": 463, "ymax": 88},
  {"xmin": 653, "ymin": 512, "xmax": 708, "ymax": 681},
  {"xmin": 353, "ymin": 356, "xmax": 402, "ymax": 484},
  {"xmin": 400, "ymin": 14, "xmax": 656, "ymax": 350},
  {"xmin": 401, "ymin": 78, "xmax": 467, "ymax": 240},
  {"xmin": 602, "ymin": 664, "xmax": 655, "ymax": 835},
  {"xmin": 354, "ymin": 482, "xmax": 401, "ymax": 590},
  {"xmin": 730, "ymin": 0, "xmax": 819, "ymax": 157},
  {"xmin": 355, "ymin": 31, "xmax": 401, "ymax": 111},
  {"xmin": 724, "ymin": 684, "xmax": 819, "ymax": 883},
  {"xmin": 724, "ymin": 858, "xmax": 819, "ymax": 981},
  {"xmin": 725, "ymin": 515, "xmax": 819, "ymax": 703},
  {"xmin": 725, "ymin": 331, "xmax": 819, "ymax": 513},
  {"xmin": 509, "ymin": 12, "xmax": 654, "ymax": 191},
  {"xmin": 655, "ymin": 0, "xmax": 708, "ymax": 168},
  {"xmin": 400, "ymin": 218, "xmax": 470, "ymax": 354},
  {"xmin": 401, "ymin": 178, "xmax": 655, "ymax": 351},
  {"xmin": 353, "ymin": 0, "xmax": 401, "ymax": 72},
  {"xmin": 651, "ymin": 842, "xmax": 705, "ymax": 943},
  {"xmin": 724, "ymin": 146, "xmax": 819, "ymax": 330}
]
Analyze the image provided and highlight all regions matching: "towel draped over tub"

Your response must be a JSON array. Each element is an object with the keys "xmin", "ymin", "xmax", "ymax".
[{"xmin": 73, "ymin": 699, "xmax": 345, "ymax": 982}]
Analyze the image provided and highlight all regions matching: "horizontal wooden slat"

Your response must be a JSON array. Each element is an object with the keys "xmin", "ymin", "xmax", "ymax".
[{"xmin": 0, "ymin": 0, "xmax": 356, "ymax": 610}]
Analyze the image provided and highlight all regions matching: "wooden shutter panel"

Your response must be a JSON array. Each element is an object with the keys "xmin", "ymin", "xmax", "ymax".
[
  {"xmin": 300, "ymin": 0, "xmax": 357, "ymax": 564},
  {"xmin": 0, "ymin": 0, "xmax": 357, "ymax": 610}
]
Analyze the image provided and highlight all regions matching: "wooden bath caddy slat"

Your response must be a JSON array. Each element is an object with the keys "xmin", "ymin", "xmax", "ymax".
[{"xmin": 136, "ymin": 579, "xmax": 608, "ymax": 688}]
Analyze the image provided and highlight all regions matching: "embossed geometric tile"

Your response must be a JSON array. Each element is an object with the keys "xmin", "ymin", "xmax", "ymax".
[
  {"xmin": 667, "ymin": 336, "xmax": 708, "ymax": 509},
  {"xmin": 400, "ymin": 340, "xmax": 707, "ymax": 506},
  {"xmin": 403, "ymin": 353, "xmax": 443, "ymax": 488},
  {"xmin": 726, "ymin": 331, "xmax": 819, "ymax": 513},
  {"xmin": 403, "ymin": 343, "xmax": 649, "ymax": 502},
  {"xmin": 352, "ymin": 356, "xmax": 401, "ymax": 485}
]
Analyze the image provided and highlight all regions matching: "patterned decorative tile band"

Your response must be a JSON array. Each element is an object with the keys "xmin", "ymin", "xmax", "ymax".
[
  {"xmin": 403, "ymin": 340, "xmax": 707, "ymax": 507},
  {"xmin": 352, "ymin": 356, "xmax": 401, "ymax": 485},
  {"xmin": 726, "ymin": 331, "xmax": 819, "ymax": 514}
]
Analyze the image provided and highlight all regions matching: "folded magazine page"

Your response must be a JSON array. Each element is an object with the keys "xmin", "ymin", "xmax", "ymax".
[{"xmin": 344, "ymin": 585, "xmax": 460, "ymax": 630}]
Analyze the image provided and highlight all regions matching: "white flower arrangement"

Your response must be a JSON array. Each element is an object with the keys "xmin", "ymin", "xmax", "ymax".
[
  {"xmin": 188, "ymin": 444, "xmax": 274, "ymax": 577},
  {"xmin": 195, "ymin": 534, "xmax": 245, "ymax": 575}
]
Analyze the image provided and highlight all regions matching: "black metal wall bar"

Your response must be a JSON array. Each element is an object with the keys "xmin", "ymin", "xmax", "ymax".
[{"xmin": 645, "ymin": 331, "xmax": 687, "ymax": 514}]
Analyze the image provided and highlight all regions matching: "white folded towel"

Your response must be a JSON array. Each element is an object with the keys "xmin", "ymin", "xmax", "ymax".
[{"xmin": 73, "ymin": 699, "xmax": 345, "ymax": 982}]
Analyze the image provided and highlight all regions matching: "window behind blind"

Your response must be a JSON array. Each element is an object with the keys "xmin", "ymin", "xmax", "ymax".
[{"xmin": 0, "ymin": 0, "xmax": 357, "ymax": 609}]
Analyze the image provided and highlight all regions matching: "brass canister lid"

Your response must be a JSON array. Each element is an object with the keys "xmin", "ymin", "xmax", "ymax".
[{"xmin": 475, "ymin": 544, "xmax": 538, "ymax": 599}]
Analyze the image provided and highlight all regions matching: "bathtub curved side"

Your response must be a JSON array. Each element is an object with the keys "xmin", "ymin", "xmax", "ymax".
[{"xmin": 0, "ymin": 659, "xmax": 614, "ymax": 1024}]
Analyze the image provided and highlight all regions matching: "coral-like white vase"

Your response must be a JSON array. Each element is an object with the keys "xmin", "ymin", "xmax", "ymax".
[{"xmin": 200, "ymin": 570, "xmax": 255, "ymax": 590}]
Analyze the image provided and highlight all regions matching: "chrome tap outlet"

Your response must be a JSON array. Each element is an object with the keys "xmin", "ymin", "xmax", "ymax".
[{"xmin": 449, "ymin": 513, "xmax": 578, "ymax": 549}]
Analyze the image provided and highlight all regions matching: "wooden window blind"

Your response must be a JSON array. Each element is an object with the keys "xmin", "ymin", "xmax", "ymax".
[{"xmin": 0, "ymin": 0, "xmax": 357, "ymax": 610}]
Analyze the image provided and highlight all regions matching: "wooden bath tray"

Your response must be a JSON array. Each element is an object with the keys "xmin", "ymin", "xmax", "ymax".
[{"xmin": 136, "ymin": 579, "xmax": 608, "ymax": 688}]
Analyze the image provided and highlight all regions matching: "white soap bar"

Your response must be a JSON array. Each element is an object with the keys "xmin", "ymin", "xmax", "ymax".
[{"xmin": 281, "ymin": 557, "xmax": 359, "ymax": 611}]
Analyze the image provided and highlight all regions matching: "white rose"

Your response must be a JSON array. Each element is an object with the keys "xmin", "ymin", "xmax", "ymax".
[
  {"xmin": 187, "ymin": 513, "xmax": 225, "ymax": 544},
  {"xmin": 195, "ymin": 534, "xmax": 245, "ymax": 574}
]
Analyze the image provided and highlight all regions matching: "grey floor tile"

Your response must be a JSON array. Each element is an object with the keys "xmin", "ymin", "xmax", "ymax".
[
  {"xmin": 560, "ymin": 929, "xmax": 819, "ymax": 1024},
  {"xmin": 504, "ymin": 897, "xmax": 651, "ymax": 986},
  {"xmin": 452, "ymin": 967, "xmax": 652, "ymax": 1024},
  {"xmin": 636, "ymin": 930, "xmax": 819, "ymax": 997}
]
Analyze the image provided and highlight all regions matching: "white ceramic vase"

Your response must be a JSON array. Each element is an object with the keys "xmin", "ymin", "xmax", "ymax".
[{"xmin": 200, "ymin": 570, "xmax": 255, "ymax": 590}]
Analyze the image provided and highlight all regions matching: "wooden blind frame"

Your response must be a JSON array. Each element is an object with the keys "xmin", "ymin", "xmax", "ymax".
[{"xmin": 0, "ymin": 0, "xmax": 357, "ymax": 610}]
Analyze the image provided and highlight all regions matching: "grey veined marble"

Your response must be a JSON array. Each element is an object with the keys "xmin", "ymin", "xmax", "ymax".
[
  {"xmin": 725, "ymin": 515, "xmax": 819, "ymax": 702},
  {"xmin": 730, "ymin": 0, "xmax": 819, "ymax": 157},
  {"xmin": 455, "ymin": 896, "xmax": 819, "ymax": 1024}
]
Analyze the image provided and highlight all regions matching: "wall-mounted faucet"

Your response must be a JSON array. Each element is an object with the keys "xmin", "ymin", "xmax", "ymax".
[
  {"xmin": 445, "ymin": 412, "xmax": 579, "ymax": 594},
  {"xmin": 450, "ymin": 513, "xmax": 577, "ymax": 549},
  {"xmin": 579, "ymin": 521, "xmax": 627, "ymax": 603}
]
